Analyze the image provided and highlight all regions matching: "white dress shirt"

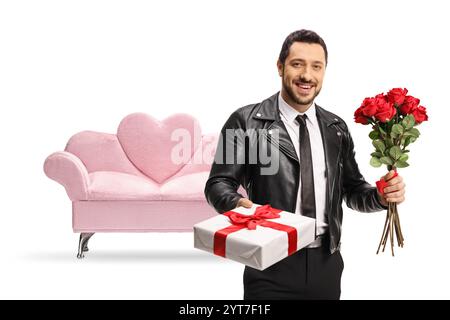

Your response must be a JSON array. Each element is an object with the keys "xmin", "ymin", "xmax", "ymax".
[{"xmin": 278, "ymin": 93, "xmax": 328, "ymax": 236}]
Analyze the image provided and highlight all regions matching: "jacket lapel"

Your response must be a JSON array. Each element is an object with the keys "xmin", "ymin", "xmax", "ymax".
[
  {"xmin": 253, "ymin": 92, "xmax": 299, "ymax": 163},
  {"xmin": 266, "ymin": 120, "xmax": 299, "ymax": 163}
]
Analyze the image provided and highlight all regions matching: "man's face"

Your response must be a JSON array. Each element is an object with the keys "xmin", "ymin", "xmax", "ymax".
[{"xmin": 277, "ymin": 42, "xmax": 326, "ymax": 109}]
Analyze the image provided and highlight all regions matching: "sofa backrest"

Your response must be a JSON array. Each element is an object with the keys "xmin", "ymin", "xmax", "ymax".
[{"xmin": 65, "ymin": 113, "xmax": 218, "ymax": 184}]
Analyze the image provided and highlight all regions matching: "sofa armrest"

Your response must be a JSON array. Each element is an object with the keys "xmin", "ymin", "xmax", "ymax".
[{"xmin": 43, "ymin": 151, "xmax": 90, "ymax": 201}]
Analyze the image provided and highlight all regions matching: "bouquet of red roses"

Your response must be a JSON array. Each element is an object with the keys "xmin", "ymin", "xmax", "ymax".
[{"xmin": 354, "ymin": 88, "xmax": 428, "ymax": 256}]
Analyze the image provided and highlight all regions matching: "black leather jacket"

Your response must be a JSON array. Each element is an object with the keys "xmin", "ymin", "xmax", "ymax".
[{"xmin": 204, "ymin": 92, "xmax": 387, "ymax": 253}]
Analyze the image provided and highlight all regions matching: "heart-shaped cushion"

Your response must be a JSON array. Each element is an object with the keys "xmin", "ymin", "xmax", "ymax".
[{"xmin": 117, "ymin": 113, "xmax": 201, "ymax": 184}]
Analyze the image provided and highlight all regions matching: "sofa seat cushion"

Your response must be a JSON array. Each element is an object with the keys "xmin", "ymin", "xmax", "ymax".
[
  {"xmin": 88, "ymin": 171, "xmax": 161, "ymax": 200},
  {"xmin": 160, "ymin": 172, "xmax": 210, "ymax": 201},
  {"xmin": 87, "ymin": 171, "xmax": 210, "ymax": 201}
]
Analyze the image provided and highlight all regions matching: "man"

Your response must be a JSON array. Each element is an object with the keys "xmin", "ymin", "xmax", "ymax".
[{"xmin": 204, "ymin": 29, "xmax": 406, "ymax": 300}]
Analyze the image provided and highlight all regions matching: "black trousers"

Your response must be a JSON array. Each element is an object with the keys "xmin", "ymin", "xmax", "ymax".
[{"xmin": 243, "ymin": 241, "xmax": 344, "ymax": 300}]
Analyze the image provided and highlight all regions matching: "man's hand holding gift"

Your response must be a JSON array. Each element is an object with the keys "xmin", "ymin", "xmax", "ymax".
[{"xmin": 236, "ymin": 198, "xmax": 253, "ymax": 209}]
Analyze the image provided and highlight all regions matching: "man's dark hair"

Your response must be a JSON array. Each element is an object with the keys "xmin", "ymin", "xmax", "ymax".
[{"xmin": 278, "ymin": 29, "xmax": 328, "ymax": 65}]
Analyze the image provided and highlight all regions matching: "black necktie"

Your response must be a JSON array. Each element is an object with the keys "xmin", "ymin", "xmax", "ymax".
[{"xmin": 295, "ymin": 114, "xmax": 316, "ymax": 221}]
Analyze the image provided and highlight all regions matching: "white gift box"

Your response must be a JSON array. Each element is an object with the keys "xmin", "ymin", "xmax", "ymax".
[{"xmin": 194, "ymin": 204, "xmax": 316, "ymax": 270}]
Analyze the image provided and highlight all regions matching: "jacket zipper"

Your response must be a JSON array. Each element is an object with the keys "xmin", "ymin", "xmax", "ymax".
[{"xmin": 328, "ymin": 124, "xmax": 344, "ymax": 216}]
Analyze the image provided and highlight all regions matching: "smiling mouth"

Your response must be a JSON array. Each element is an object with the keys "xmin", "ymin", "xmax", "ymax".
[{"xmin": 294, "ymin": 81, "xmax": 315, "ymax": 95}]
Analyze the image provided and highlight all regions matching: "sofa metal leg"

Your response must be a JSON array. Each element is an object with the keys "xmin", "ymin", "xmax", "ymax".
[{"xmin": 77, "ymin": 233, "xmax": 95, "ymax": 259}]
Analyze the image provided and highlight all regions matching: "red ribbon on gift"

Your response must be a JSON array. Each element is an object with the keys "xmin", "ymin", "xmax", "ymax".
[
  {"xmin": 376, "ymin": 171, "xmax": 398, "ymax": 195},
  {"xmin": 213, "ymin": 204, "xmax": 298, "ymax": 258}
]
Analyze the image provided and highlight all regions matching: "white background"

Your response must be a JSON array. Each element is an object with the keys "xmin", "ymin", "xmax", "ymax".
[{"xmin": 0, "ymin": 0, "xmax": 448, "ymax": 299}]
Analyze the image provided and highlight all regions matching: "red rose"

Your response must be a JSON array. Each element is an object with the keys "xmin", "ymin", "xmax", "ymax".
[
  {"xmin": 354, "ymin": 106, "xmax": 369, "ymax": 124},
  {"xmin": 387, "ymin": 88, "xmax": 408, "ymax": 106},
  {"xmin": 399, "ymin": 95, "xmax": 420, "ymax": 115},
  {"xmin": 360, "ymin": 97, "xmax": 378, "ymax": 116},
  {"xmin": 411, "ymin": 105, "xmax": 428, "ymax": 124},
  {"xmin": 374, "ymin": 95, "xmax": 396, "ymax": 122},
  {"xmin": 374, "ymin": 93, "xmax": 387, "ymax": 105}
]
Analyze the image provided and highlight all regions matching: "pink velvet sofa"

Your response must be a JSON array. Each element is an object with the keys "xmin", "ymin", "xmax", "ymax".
[{"xmin": 43, "ymin": 113, "xmax": 219, "ymax": 258}]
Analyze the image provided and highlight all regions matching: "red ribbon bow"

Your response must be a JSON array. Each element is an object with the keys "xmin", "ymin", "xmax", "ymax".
[
  {"xmin": 213, "ymin": 204, "xmax": 298, "ymax": 258},
  {"xmin": 376, "ymin": 171, "xmax": 398, "ymax": 196},
  {"xmin": 225, "ymin": 204, "xmax": 281, "ymax": 230}
]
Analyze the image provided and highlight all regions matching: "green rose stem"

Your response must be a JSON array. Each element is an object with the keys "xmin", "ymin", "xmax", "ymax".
[
  {"xmin": 376, "ymin": 165, "xmax": 405, "ymax": 256},
  {"xmin": 377, "ymin": 203, "xmax": 391, "ymax": 254},
  {"xmin": 390, "ymin": 204, "xmax": 395, "ymax": 255}
]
